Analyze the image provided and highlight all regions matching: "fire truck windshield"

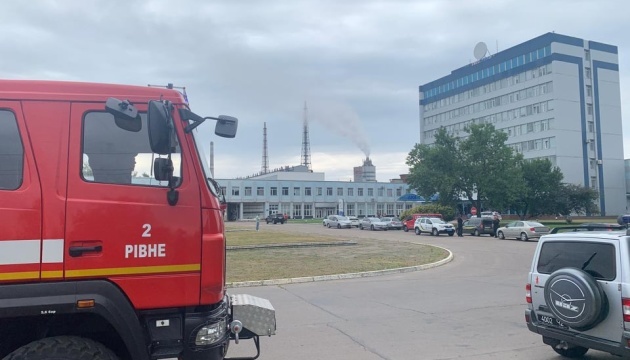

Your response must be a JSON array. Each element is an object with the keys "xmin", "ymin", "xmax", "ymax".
[{"xmin": 190, "ymin": 127, "xmax": 220, "ymax": 197}]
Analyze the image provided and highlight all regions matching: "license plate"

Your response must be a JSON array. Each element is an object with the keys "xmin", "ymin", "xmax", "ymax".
[{"xmin": 537, "ymin": 314, "xmax": 567, "ymax": 329}]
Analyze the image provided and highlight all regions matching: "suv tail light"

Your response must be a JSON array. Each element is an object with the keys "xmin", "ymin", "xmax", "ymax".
[
  {"xmin": 623, "ymin": 298, "xmax": 630, "ymax": 322},
  {"xmin": 526, "ymin": 283, "xmax": 532, "ymax": 303}
]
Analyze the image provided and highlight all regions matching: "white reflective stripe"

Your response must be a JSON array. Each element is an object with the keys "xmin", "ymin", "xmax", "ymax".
[
  {"xmin": 42, "ymin": 239, "xmax": 64, "ymax": 263},
  {"xmin": 0, "ymin": 240, "xmax": 40, "ymax": 265}
]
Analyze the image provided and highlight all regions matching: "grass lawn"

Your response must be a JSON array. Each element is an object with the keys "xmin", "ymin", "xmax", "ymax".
[{"xmin": 225, "ymin": 227, "xmax": 448, "ymax": 283}]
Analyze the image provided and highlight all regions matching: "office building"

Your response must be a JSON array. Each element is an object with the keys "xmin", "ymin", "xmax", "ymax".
[{"xmin": 419, "ymin": 32, "xmax": 624, "ymax": 215}]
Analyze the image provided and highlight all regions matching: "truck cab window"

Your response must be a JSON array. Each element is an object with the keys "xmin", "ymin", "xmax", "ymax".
[
  {"xmin": 0, "ymin": 110, "xmax": 23, "ymax": 190},
  {"xmin": 82, "ymin": 111, "xmax": 181, "ymax": 186}
]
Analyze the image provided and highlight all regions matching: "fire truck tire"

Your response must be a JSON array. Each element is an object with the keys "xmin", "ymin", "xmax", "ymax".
[{"xmin": 3, "ymin": 336, "xmax": 119, "ymax": 360}]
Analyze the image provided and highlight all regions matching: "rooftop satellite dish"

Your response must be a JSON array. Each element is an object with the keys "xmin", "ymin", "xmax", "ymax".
[{"xmin": 474, "ymin": 42, "xmax": 488, "ymax": 60}]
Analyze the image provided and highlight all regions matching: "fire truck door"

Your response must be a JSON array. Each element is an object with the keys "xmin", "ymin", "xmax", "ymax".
[
  {"xmin": 0, "ymin": 102, "xmax": 42, "ymax": 282},
  {"xmin": 64, "ymin": 103, "xmax": 202, "ymax": 309}
]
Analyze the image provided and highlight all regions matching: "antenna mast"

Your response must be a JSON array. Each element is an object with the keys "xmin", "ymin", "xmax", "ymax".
[
  {"xmin": 261, "ymin": 122, "xmax": 269, "ymax": 174},
  {"xmin": 300, "ymin": 102, "xmax": 312, "ymax": 171}
]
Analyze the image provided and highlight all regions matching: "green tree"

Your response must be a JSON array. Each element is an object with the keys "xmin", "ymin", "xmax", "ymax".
[
  {"xmin": 459, "ymin": 123, "xmax": 524, "ymax": 213},
  {"xmin": 512, "ymin": 159, "xmax": 564, "ymax": 219},
  {"xmin": 407, "ymin": 123, "xmax": 523, "ymax": 214},
  {"xmin": 555, "ymin": 184, "xmax": 600, "ymax": 216},
  {"xmin": 406, "ymin": 127, "xmax": 461, "ymax": 208}
]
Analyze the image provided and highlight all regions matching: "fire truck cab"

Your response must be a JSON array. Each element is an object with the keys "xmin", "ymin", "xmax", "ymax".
[{"xmin": 0, "ymin": 80, "xmax": 275, "ymax": 360}]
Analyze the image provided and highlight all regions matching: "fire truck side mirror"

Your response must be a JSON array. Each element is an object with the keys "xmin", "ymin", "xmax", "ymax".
[
  {"xmin": 215, "ymin": 115, "xmax": 238, "ymax": 138},
  {"xmin": 154, "ymin": 158, "xmax": 173, "ymax": 182},
  {"xmin": 105, "ymin": 98, "xmax": 142, "ymax": 132},
  {"xmin": 147, "ymin": 100, "xmax": 174, "ymax": 155}
]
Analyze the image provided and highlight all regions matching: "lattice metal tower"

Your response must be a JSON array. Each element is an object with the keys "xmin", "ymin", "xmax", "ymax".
[
  {"xmin": 300, "ymin": 102, "xmax": 312, "ymax": 171},
  {"xmin": 261, "ymin": 122, "xmax": 269, "ymax": 174}
]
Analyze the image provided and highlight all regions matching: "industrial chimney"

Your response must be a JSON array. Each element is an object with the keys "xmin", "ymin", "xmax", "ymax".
[{"xmin": 353, "ymin": 157, "xmax": 376, "ymax": 182}]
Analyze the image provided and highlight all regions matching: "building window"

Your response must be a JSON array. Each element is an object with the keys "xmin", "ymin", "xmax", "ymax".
[
  {"xmin": 587, "ymin": 104, "xmax": 593, "ymax": 115},
  {"xmin": 378, "ymin": 188, "xmax": 384, "ymax": 196},
  {"xmin": 303, "ymin": 204, "xmax": 312, "ymax": 217},
  {"xmin": 589, "ymin": 141, "xmax": 595, "ymax": 152},
  {"xmin": 591, "ymin": 176, "xmax": 597, "ymax": 189},
  {"xmin": 257, "ymin": 187, "xmax": 264, "ymax": 196},
  {"xmin": 220, "ymin": 187, "xmax": 226, "ymax": 196},
  {"xmin": 586, "ymin": 85, "xmax": 592, "ymax": 97},
  {"xmin": 269, "ymin": 204, "xmax": 278, "ymax": 213},
  {"xmin": 368, "ymin": 188, "xmax": 374, "ymax": 196},
  {"xmin": 231, "ymin": 186, "xmax": 240, "ymax": 196},
  {"xmin": 585, "ymin": 49, "xmax": 590, "ymax": 61},
  {"xmin": 585, "ymin": 67, "xmax": 591, "ymax": 79},
  {"xmin": 293, "ymin": 204, "xmax": 302, "ymax": 218},
  {"xmin": 387, "ymin": 189, "xmax": 393, "ymax": 197},
  {"xmin": 270, "ymin": 187, "xmax": 278, "ymax": 196},
  {"xmin": 590, "ymin": 159, "xmax": 596, "ymax": 169},
  {"xmin": 588, "ymin": 121, "xmax": 594, "ymax": 133},
  {"xmin": 327, "ymin": 187, "xmax": 333, "ymax": 196},
  {"xmin": 244, "ymin": 187, "xmax": 252, "ymax": 196},
  {"xmin": 282, "ymin": 187, "xmax": 289, "ymax": 196},
  {"xmin": 293, "ymin": 187, "xmax": 301, "ymax": 196},
  {"xmin": 396, "ymin": 188, "xmax": 402, "ymax": 197},
  {"xmin": 376, "ymin": 204, "xmax": 385, "ymax": 216},
  {"xmin": 337, "ymin": 188, "xmax": 343, "ymax": 196},
  {"xmin": 358, "ymin": 188, "xmax": 364, "ymax": 196},
  {"xmin": 348, "ymin": 188, "xmax": 354, "ymax": 196},
  {"xmin": 346, "ymin": 204, "xmax": 354, "ymax": 216},
  {"xmin": 387, "ymin": 204, "xmax": 394, "ymax": 215},
  {"xmin": 305, "ymin": 187, "xmax": 312, "ymax": 196}
]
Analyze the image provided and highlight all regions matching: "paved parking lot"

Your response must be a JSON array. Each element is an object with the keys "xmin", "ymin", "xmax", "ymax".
[{"xmin": 227, "ymin": 223, "xmax": 619, "ymax": 359}]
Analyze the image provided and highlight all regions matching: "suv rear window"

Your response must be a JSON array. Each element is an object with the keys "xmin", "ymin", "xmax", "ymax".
[{"xmin": 537, "ymin": 241, "xmax": 616, "ymax": 280}]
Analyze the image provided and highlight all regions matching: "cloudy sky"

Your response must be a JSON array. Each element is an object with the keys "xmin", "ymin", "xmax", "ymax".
[{"xmin": 1, "ymin": 0, "xmax": 628, "ymax": 182}]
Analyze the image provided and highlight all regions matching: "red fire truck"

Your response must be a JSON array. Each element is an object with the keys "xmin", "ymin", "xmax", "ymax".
[{"xmin": 0, "ymin": 80, "xmax": 275, "ymax": 360}]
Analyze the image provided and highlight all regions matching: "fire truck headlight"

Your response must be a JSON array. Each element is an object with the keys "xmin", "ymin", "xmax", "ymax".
[{"xmin": 195, "ymin": 319, "xmax": 227, "ymax": 346}]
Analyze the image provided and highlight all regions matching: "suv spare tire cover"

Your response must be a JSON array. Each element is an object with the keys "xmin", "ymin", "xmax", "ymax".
[{"xmin": 543, "ymin": 268, "xmax": 608, "ymax": 330}]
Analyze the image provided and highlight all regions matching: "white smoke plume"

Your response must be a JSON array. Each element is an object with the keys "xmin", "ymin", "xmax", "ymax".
[{"xmin": 307, "ymin": 99, "xmax": 371, "ymax": 158}]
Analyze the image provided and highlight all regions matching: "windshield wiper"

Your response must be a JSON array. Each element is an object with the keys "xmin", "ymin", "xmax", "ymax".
[
  {"xmin": 208, "ymin": 177, "xmax": 226, "ymax": 204},
  {"xmin": 581, "ymin": 252, "xmax": 598, "ymax": 271}
]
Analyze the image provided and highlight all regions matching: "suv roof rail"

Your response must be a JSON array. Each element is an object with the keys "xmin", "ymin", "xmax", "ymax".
[{"xmin": 550, "ymin": 224, "xmax": 626, "ymax": 234}]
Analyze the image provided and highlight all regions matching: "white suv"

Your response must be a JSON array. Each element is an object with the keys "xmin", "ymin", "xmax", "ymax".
[
  {"xmin": 414, "ymin": 217, "xmax": 454, "ymax": 236},
  {"xmin": 526, "ymin": 228, "xmax": 630, "ymax": 357}
]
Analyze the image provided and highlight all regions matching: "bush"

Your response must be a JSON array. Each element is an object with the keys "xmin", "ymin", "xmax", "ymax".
[{"xmin": 399, "ymin": 204, "xmax": 457, "ymax": 222}]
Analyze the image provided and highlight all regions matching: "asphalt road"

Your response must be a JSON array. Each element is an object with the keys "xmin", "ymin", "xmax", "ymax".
[{"xmin": 227, "ymin": 223, "xmax": 619, "ymax": 360}]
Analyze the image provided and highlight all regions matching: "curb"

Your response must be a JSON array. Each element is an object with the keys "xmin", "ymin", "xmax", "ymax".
[
  {"xmin": 227, "ymin": 244, "xmax": 453, "ymax": 288},
  {"xmin": 227, "ymin": 241, "xmax": 357, "ymax": 250}
]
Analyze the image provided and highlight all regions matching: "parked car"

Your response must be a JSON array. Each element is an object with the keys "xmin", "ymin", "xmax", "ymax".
[
  {"xmin": 550, "ymin": 222, "xmax": 625, "ymax": 234},
  {"xmin": 323, "ymin": 215, "xmax": 352, "ymax": 229},
  {"xmin": 414, "ymin": 217, "xmax": 455, "ymax": 236},
  {"xmin": 359, "ymin": 217, "xmax": 388, "ymax": 231},
  {"xmin": 525, "ymin": 229, "xmax": 630, "ymax": 358},
  {"xmin": 480, "ymin": 211, "xmax": 502, "ymax": 220},
  {"xmin": 266, "ymin": 213, "xmax": 285, "ymax": 224},
  {"xmin": 348, "ymin": 216, "xmax": 360, "ymax": 228},
  {"xmin": 496, "ymin": 221, "xmax": 550, "ymax": 241},
  {"xmin": 462, "ymin": 217, "xmax": 495, "ymax": 236},
  {"xmin": 381, "ymin": 217, "xmax": 403, "ymax": 230},
  {"xmin": 402, "ymin": 213, "xmax": 442, "ymax": 232}
]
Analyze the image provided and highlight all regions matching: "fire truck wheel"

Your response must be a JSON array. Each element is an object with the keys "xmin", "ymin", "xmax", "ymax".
[{"xmin": 4, "ymin": 336, "xmax": 119, "ymax": 360}]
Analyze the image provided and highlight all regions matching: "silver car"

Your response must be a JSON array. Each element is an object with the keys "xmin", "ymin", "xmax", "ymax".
[
  {"xmin": 359, "ymin": 217, "xmax": 388, "ymax": 231},
  {"xmin": 347, "ymin": 216, "xmax": 360, "ymax": 228},
  {"xmin": 497, "ymin": 221, "xmax": 550, "ymax": 241},
  {"xmin": 324, "ymin": 215, "xmax": 352, "ymax": 229},
  {"xmin": 380, "ymin": 217, "xmax": 403, "ymax": 230}
]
